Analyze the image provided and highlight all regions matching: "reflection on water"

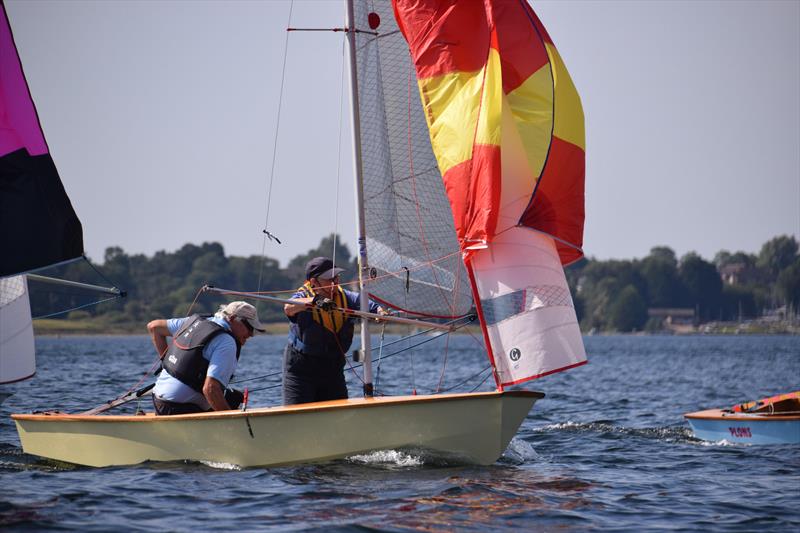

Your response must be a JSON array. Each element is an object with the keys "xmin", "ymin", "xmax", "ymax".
[{"xmin": 385, "ymin": 470, "xmax": 595, "ymax": 532}]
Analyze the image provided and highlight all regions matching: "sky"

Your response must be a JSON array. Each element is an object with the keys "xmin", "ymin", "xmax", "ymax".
[{"xmin": 6, "ymin": 0, "xmax": 799, "ymax": 267}]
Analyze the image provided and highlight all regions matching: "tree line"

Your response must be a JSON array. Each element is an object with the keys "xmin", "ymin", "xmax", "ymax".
[
  {"xmin": 30, "ymin": 234, "xmax": 799, "ymax": 333},
  {"xmin": 566, "ymin": 235, "xmax": 799, "ymax": 331},
  {"xmin": 30, "ymin": 234, "xmax": 355, "ymax": 327}
]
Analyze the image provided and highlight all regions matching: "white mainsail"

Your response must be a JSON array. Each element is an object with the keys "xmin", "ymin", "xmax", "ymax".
[{"xmin": 351, "ymin": 0, "xmax": 473, "ymax": 319}]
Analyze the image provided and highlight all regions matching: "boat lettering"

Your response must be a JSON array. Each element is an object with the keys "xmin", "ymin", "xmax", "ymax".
[{"xmin": 728, "ymin": 426, "xmax": 751, "ymax": 438}]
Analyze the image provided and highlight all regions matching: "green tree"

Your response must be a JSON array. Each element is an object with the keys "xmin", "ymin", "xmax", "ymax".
[
  {"xmin": 608, "ymin": 285, "xmax": 647, "ymax": 332},
  {"xmin": 714, "ymin": 249, "xmax": 756, "ymax": 269},
  {"xmin": 576, "ymin": 259, "xmax": 645, "ymax": 331},
  {"xmin": 776, "ymin": 258, "xmax": 800, "ymax": 310},
  {"xmin": 679, "ymin": 252, "xmax": 723, "ymax": 321},
  {"xmin": 286, "ymin": 233, "xmax": 354, "ymax": 282},
  {"xmin": 648, "ymin": 246, "xmax": 678, "ymax": 265},
  {"xmin": 757, "ymin": 235, "xmax": 798, "ymax": 278},
  {"xmin": 639, "ymin": 246, "xmax": 686, "ymax": 308},
  {"xmin": 720, "ymin": 285, "xmax": 757, "ymax": 321}
]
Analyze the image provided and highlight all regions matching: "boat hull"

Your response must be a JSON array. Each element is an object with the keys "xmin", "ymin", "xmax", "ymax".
[
  {"xmin": 685, "ymin": 409, "xmax": 800, "ymax": 445},
  {"xmin": 12, "ymin": 390, "xmax": 542, "ymax": 467}
]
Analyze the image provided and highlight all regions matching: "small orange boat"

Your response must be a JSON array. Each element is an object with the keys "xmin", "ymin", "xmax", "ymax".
[{"xmin": 685, "ymin": 391, "xmax": 800, "ymax": 444}]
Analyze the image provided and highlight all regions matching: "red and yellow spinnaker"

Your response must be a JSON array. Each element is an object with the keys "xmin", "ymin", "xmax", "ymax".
[
  {"xmin": 393, "ymin": 0, "xmax": 587, "ymax": 387},
  {"xmin": 393, "ymin": 0, "xmax": 584, "ymax": 265}
]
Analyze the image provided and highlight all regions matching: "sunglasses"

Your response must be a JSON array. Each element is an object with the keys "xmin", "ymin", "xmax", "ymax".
[{"xmin": 239, "ymin": 318, "xmax": 254, "ymax": 334}]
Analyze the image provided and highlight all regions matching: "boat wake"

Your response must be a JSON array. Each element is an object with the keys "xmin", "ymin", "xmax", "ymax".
[
  {"xmin": 500, "ymin": 437, "xmax": 541, "ymax": 465},
  {"xmin": 200, "ymin": 461, "xmax": 243, "ymax": 471},
  {"xmin": 347, "ymin": 449, "xmax": 424, "ymax": 468},
  {"xmin": 693, "ymin": 438, "xmax": 742, "ymax": 447},
  {"xmin": 0, "ymin": 443, "xmax": 76, "ymax": 472},
  {"xmin": 533, "ymin": 420, "xmax": 696, "ymax": 443}
]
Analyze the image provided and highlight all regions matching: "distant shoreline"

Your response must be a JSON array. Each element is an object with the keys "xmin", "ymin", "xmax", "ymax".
[{"xmin": 33, "ymin": 319, "xmax": 798, "ymax": 337}]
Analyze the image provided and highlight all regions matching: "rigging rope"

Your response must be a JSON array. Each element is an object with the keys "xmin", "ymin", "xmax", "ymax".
[
  {"xmin": 82, "ymin": 254, "xmax": 123, "ymax": 292},
  {"xmin": 331, "ymin": 34, "xmax": 347, "ymax": 267},
  {"xmin": 30, "ymin": 255, "xmax": 126, "ymax": 318},
  {"xmin": 257, "ymin": 0, "xmax": 294, "ymax": 292},
  {"xmin": 32, "ymin": 295, "xmax": 120, "ymax": 320},
  {"xmin": 234, "ymin": 314, "xmax": 473, "ymax": 386},
  {"xmin": 375, "ymin": 321, "xmax": 386, "ymax": 393}
]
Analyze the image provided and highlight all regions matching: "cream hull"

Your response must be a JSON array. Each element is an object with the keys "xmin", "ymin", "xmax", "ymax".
[{"xmin": 12, "ymin": 390, "xmax": 542, "ymax": 467}]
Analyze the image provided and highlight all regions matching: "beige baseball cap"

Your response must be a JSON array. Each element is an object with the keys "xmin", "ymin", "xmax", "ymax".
[{"xmin": 220, "ymin": 301, "xmax": 265, "ymax": 332}]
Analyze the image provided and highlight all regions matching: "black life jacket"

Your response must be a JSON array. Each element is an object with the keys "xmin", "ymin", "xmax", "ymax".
[
  {"xmin": 288, "ymin": 283, "xmax": 355, "ymax": 358},
  {"xmin": 161, "ymin": 315, "xmax": 241, "ymax": 392}
]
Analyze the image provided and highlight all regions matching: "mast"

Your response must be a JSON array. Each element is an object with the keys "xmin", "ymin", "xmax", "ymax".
[{"xmin": 344, "ymin": 0, "xmax": 373, "ymax": 397}]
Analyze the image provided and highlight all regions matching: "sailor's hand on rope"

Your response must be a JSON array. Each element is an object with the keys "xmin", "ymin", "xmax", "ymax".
[
  {"xmin": 312, "ymin": 295, "xmax": 336, "ymax": 311},
  {"xmin": 374, "ymin": 307, "xmax": 391, "ymax": 322}
]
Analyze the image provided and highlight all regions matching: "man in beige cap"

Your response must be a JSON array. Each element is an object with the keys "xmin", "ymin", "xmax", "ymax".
[{"xmin": 148, "ymin": 301, "xmax": 265, "ymax": 415}]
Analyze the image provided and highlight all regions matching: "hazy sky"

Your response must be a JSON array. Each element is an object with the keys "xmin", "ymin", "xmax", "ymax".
[{"xmin": 6, "ymin": 0, "xmax": 799, "ymax": 267}]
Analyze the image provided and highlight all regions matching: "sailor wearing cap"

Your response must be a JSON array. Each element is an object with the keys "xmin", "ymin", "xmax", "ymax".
[
  {"xmin": 148, "ymin": 301, "xmax": 265, "ymax": 415},
  {"xmin": 283, "ymin": 256, "xmax": 387, "ymax": 405}
]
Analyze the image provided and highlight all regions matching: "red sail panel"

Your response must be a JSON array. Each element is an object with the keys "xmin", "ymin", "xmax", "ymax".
[
  {"xmin": 394, "ymin": 0, "xmax": 501, "ymax": 252},
  {"xmin": 514, "ymin": 2, "xmax": 585, "ymax": 264},
  {"xmin": 392, "ymin": 0, "xmax": 489, "ymax": 78},
  {"xmin": 520, "ymin": 136, "xmax": 585, "ymax": 265},
  {"xmin": 0, "ymin": 4, "xmax": 83, "ymax": 277},
  {"xmin": 394, "ymin": 0, "xmax": 584, "ymax": 264}
]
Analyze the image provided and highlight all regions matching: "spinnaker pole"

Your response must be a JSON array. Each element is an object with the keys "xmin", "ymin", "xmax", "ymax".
[{"xmin": 344, "ymin": 0, "xmax": 373, "ymax": 397}]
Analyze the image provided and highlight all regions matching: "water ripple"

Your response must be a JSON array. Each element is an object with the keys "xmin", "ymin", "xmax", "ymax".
[{"xmin": 0, "ymin": 334, "xmax": 798, "ymax": 530}]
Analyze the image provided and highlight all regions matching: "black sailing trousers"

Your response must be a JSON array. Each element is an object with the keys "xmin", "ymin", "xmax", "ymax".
[{"xmin": 282, "ymin": 345, "xmax": 348, "ymax": 405}]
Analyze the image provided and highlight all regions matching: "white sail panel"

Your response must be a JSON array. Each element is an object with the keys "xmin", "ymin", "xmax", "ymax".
[
  {"xmin": 0, "ymin": 275, "xmax": 35, "ymax": 384},
  {"xmin": 470, "ymin": 229, "xmax": 586, "ymax": 386},
  {"xmin": 353, "ymin": 0, "xmax": 473, "ymax": 318}
]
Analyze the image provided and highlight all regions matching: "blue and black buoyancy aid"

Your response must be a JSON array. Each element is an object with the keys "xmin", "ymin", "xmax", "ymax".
[
  {"xmin": 288, "ymin": 282, "xmax": 354, "ymax": 358},
  {"xmin": 161, "ymin": 315, "xmax": 241, "ymax": 392}
]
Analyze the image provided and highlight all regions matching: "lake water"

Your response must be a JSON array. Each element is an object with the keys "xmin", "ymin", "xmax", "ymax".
[{"xmin": 1, "ymin": 334, "xmax": 798, "ymax": 531}]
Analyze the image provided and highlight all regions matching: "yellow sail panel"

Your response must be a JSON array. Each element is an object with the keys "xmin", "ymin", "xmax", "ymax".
[
  {"xmin": 417, "ymin": 70, "xmax": 481, "ymax": 175},
  {"xmin": 547, "ymin": 43, "xmax": 585, "ymax": 151},
  {"xmin": 417, "ymin": 51, "xmax": 502, "ymax": 177},
  {"xmin": 505, "ymin": 63, "xmax": 554, "ymax": 186}
]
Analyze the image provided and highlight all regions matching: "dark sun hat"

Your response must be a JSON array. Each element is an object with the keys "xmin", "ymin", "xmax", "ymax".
[{"xmin": 305, "ymin": 257, "xmax": 345, "ymax": 280}]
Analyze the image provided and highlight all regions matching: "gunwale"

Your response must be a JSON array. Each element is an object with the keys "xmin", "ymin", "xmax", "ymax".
[
  {"xmin": 12, "ymin": 389, "xmax": 544, "ymax": 423},
  {"xmin": 684, "ymin": 408, "xmax": 800, "ymax": 422}
]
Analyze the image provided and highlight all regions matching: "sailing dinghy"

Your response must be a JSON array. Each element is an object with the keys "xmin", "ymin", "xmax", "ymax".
[
  {"xmin": 685, "ymin": 391, "xmax": 800, "ymax": 445},
  {"xmin": 12, "ymin": 0, "xmax": 587, "ymax": 467}
]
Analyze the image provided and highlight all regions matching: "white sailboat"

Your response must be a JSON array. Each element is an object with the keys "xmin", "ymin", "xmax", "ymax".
[{"xmin": 11, "ymin": 0, "xmax": 587, "ymax": 468}]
